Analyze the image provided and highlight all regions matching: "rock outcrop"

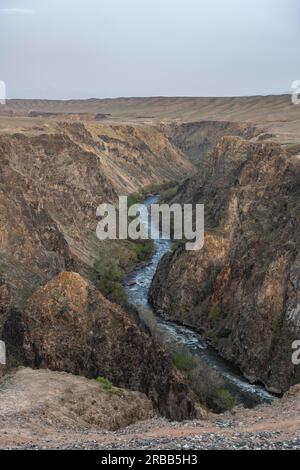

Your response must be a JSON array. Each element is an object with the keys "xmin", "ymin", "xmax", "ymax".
[
  {"xmin": 4, "ymin": 272, "xmax": 200, "ymax": 421},
  {"xmin": 150, "ymin": 137, "xmax": 300, "ymax": 394},
  {"xmin": 0, "ymin": 367, "xmax": 155, "ymax": 431},
  {"xmin": 160, "ymin": 121, "xmax": 261, "ymax": 163},
  {"xmin": 0, "ymin": 121, "xmax": 195, "ymax": 313}
]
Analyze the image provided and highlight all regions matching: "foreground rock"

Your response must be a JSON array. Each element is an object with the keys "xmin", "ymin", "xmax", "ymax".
[
  {"xmin": 150, "ymin": 137, "xmax": 300, "ymax": 394},
  {"xmin": 4, "ymin": 272, "xmax": 201, "ymax": 421},
  {"xmin": 0, "ymin": 375, "xmax": 299, "ymax": 450},
  {"xmin": 0, "ymin": 367, "xmax": 154, "ymax": 431}
]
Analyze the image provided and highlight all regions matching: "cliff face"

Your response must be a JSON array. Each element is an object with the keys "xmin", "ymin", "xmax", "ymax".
[
  {"xmin": 150, "ymin": 137, "xmax": 300, "ymax": 394},
  {"xmin": 0, "ymin": 121, "xmax": 195, "ymax": 310},
  {"xmin": 3, "ymin": 272, "xmax": 200, "ymax": 421},
  {"xmin": 160, "ymin": 121, "xmax": 262, "ymax": 163},
  {"xmin": 0, "ymin": 120, "xmax": 200, "ymax": 421}
]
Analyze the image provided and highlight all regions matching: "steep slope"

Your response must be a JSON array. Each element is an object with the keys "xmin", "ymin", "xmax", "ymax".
[
  {"xmin": 0, "ymin": 120, "xmax": 200, "ymax": 421},
  {"xmin": 0, "ymin": 368, "xmax": 155, "ymax": 431},
  {"xmin": 0, "ymin": 120, "xmax": 195, "ymax": 311},
  {"xmin": 160, "ymin": 121, "xmax": 262, "ymax": 163},
  {"xmin": 150, "ymin": 137, "xmax": 300, "ymax": 394},
  {"xmin": 3, "ymin": 272, "xmax": 200, "ymax": 421}
]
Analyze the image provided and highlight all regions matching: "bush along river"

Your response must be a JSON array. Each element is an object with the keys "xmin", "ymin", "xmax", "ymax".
[{"xmin": 124, "ymin": 196, "xmax": 276, "ymax": 408}]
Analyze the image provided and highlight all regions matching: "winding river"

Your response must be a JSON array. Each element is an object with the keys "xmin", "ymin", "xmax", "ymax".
[{"xmin": 125, "ymin": 196, "xmax": 275, "ymax": 408}]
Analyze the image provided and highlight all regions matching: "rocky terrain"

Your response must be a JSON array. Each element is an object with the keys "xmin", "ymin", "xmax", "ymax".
[
  {"xmin": 0, "ymin": 119, "xmax": 194, "ymax": 306},
  {"xmin": 0, "ymin": 95, "xmax": 300, "ymax": 449},
  {"xmin": 0, "ymin": 116, "xmax": 200, "ymax": 423},
  {"xmin": 0, "ymin": 368, "xmax": 155, "ymax": 432},
  {"xmin": 159, "ymin": 121, "xmax": 263, "ymax": 163},
  {"xmin": 4, "ymin": 272, "xmax": 200, "ymax": 420},
  {"xmin": 150, "ymin": 136, "xmax": 300, "ymax": 394},
  {"xmin": 0, "ymin": 369, "xmax": 299, "ymax": 450}
]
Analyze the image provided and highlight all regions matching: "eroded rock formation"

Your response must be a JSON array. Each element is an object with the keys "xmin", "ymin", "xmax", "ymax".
[
  {"xmin": 5, "ymin": 272, "xmax": 200, "ymax": 421},
  {"xmin": 150, "ymin": 137, "xmax": 300, "ymax": 393}
]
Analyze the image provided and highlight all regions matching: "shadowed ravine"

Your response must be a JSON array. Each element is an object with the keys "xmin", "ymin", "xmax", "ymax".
[{"xmin": 125, "ymin": 196, "xmax": 276, "ymax": 408}]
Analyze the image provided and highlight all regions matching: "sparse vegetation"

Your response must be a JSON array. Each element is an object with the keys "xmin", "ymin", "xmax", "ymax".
[
  {"xmin": 127, "ymin": 181, "xmax": 181, "ymax": 207},
  {"xmin": 127, "ymin": 192, "xmax": 144, "ymax": 207},
  {"xmin": 96, "ymin": 376, "xmax": 113, "ymax": 392},
  {"xmin": 94, "ymin": 255, "xmax": 127, "ymax": 305},
  {"xmin": 159, "ymin": 185, "xmax": 179, "ymax": 203},
  {"xmin": 173, "ymin": 351, "xmax": 198, "ymax": 372},
  {"xmin": 133, "ymin": 240, "xmax": 154, "ymax": 261},
  {"xmin": 208, "ymin": 304, "xmax": 223, "ymax": 321},
  {"xmin": 136, "ymin": 308, "xmax": 237, "ymax": 414},
  {"xmin": 96, "ymin": 376, "xmax": 125, "ymax": 398}
]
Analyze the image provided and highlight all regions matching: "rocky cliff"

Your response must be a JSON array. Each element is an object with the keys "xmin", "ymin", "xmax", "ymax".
[
  {"xmin": 0, "ymin": 120, "xmax": 199, "ymax": 421},
  {"xmin": 150, "ymin": 136, "xmax": 300, "ymax": 394},
  {"xmin": 0, "ymin": 121, "xmax": 194, "ymax": 310},
  {"xmin": 3, "ymin": 272, "xmax": 199, "ymax": 421},
  {"xmin": 160, "ymin": 121, "xmax": 262, "ymax": 163}
]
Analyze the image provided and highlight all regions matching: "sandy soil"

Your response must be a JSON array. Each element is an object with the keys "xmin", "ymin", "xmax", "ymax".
[{"xmin": 0, "ymin": 369, "xmax": 299, "ymax": 450}]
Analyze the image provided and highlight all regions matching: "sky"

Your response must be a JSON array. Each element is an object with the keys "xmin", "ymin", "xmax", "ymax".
[{"xmin": 0, "ymin": 0, "xmax": 299, "ymax": 99}]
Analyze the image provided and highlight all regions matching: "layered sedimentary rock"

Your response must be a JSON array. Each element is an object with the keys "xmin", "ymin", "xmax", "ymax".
[
  {"xmin": 3, "ymin": 272, "xmax": 200, "ymax": 420},
  {"xmin": 0, "ymin": 121, "xmax": 194, "ymax": 311},
  {"xmin": 160, "ymin": 121, "xmax": 262, "ymax": 163},
  {"xmin": 150, "ymin": 137, "xmax": 300, "ymax": 394},
  {"xmin": 0, "ymin": 120, "xmax": 200, "ymax": 421}
]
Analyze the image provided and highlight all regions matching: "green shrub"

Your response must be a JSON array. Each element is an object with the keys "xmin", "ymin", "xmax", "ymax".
[
  {"xmin": 159, "ymin": 186, "xmax": 179, "ymax": 203},
  {"xmin": 94, "ymin": 257, "xmax": 127, "ymax": 304},
  {"xmin": 173, "ymin": 352, "xmax": 198, "ymax": 372},
  {"xmin": 127, "ymin": 192, "xmax": 144, "ymax": 207},
  {"xmin": 132, "ymin": 240, "xmax": 154, "ymax": 262},
  {"xmin": 96, "ymin": 376, "xmax": 113, "ymax": 391},
  {"xmin": 213, "ymin": 388, "xmax": 236, "ymax": 413},
  {"xmin": 169, "ymin": 343, "xmax": 237, "ymax": 413},
  {"xmin": 172, "ymin": 239, "xmax": 185, "ymax": 251},
  {"xmin": 96, "ymin": 376, "xmax": 125, "ymax": 398}
]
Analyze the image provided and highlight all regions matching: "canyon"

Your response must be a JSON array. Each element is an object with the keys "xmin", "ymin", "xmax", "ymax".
[{"xmin": 0, "ymin": 95, "xmax": 300, "ymax": 448}]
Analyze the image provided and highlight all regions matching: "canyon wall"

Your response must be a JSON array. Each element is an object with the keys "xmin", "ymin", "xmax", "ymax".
[
  {"xmin": 150, "ymin": 136, "xmax": 300, "ymax": 394},
  {"xmin": 0, "ymin": 120, "xmax": 198, "ymax": 420},
  {"xmin": 160, "ymin": 121, "xmax": 262, "ymax": 163},
  {"xmin": 0, "ymin": 121, "xmax": 194, "ymax": 309}
]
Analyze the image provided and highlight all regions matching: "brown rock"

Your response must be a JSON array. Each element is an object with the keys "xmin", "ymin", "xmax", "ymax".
[
  {"xmin": 0, "ymin": 367, "xmax": 155, "ymax": 431},
  {"xmin": 150, "ymin": 137, "xmax": 300, "ymax": 393},
  {"xmin": 10, "ymin": 272, "xmax": 200, "ymax": 421}
]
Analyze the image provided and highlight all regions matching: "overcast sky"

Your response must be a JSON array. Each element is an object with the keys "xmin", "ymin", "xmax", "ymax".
[{"xmin": 0, "ymin": 0, "xmax": 299, "ymax": 99}]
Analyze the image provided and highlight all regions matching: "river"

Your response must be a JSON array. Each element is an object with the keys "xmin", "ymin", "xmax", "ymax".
[{"xmin": 124, "ymin": 196, "xmax": 275, "ymax": 408}]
